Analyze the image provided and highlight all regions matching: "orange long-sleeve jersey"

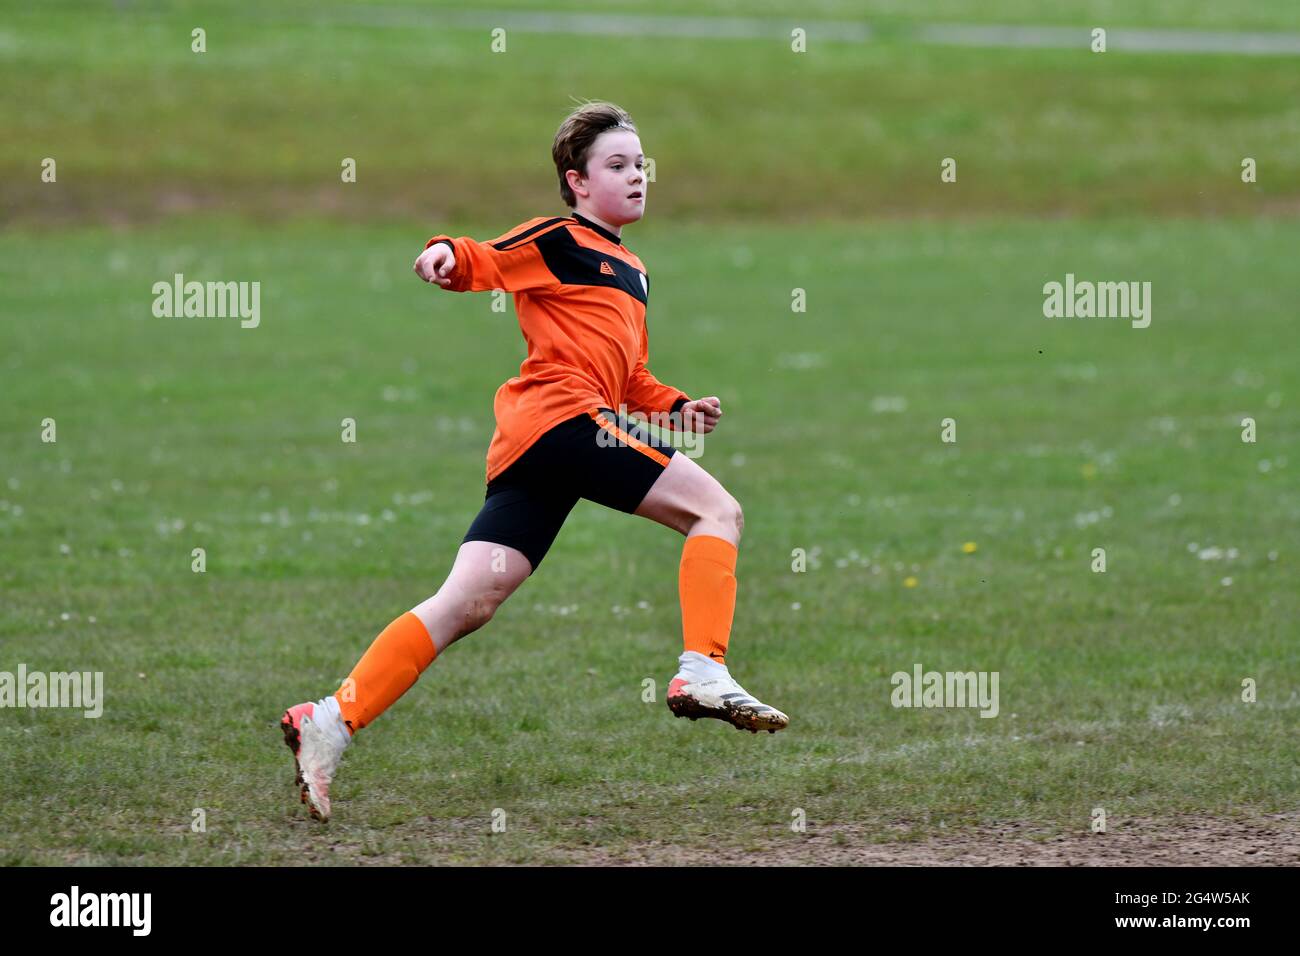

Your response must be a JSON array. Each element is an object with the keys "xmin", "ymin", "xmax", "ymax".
[{"xmin": 426, "ymin": 212, "xmax": 690, "ymax": 483}]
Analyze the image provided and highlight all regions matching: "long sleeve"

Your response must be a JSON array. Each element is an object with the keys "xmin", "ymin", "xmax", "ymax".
[
  {"xmin": 625, "ymin": 319, "xmax": 689, "ymax": 428},
  {"xmin": 425, "ymin": 218, "xmax": 566, "ymax": 294}
]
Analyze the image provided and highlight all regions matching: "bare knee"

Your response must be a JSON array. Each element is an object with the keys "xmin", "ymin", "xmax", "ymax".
[
  {"xmin": 726, "ymin": 496, "xmax": 744, "ymax": 540},
  {"xmin": 455, "ymin": 576, "xmax": 513, "ymax": 637},
  {"xmin": 691, "ymin": 492, "xmax": 742, "ymax": 542},
  {"xmin": 456, "ymin": 595, "xmax": 496, "ymax": 638}
]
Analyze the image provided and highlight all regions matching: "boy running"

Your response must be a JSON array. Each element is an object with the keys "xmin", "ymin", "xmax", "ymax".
[{"xmin": 281, "ymin": 102, "xmax": 788, "ymax": 821}]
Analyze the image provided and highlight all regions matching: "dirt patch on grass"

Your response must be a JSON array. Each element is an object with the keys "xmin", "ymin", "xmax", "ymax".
[
  {"xmin": 260, "ymin": 809, "xmax": 1299, "ymax": 866},
  {"xmin": 577, "ymin": 813, "xmax": 1300, "ymax": 866},
  {"xmin": 34, "ymin": 811, "xmax": 1294, "ymax": 866}
]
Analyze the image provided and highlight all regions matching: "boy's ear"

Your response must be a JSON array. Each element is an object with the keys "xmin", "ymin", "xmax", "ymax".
[{"xmin": 565, "ymin": 167, "xmax": 587, "ymax": 198}]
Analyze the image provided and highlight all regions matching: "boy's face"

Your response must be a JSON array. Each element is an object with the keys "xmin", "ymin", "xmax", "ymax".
[{"xmin": 570, "ymin": 129, "xmax": 646, "ymax": 226}]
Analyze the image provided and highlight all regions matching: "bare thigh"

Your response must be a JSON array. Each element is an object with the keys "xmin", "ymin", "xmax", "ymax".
[
  {"xmin": 410, "ymin": 540, "xmax": 533, "ymax": 654},
  {"xmin": 634, "ymin": 452, "xmax": 743, "ymax": 544}
]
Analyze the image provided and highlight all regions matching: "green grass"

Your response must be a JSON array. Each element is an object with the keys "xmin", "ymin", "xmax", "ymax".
[
  {"xmin": 22, "ymin": 0, "xmax": 1300, "ymax": 32},
  {"xmin": 0, "ymin": 216, "xmax": 1295, "ymax": 863},
  {"xmin": 2, "ymin": 0, "xmax": 1296, "ymax": 866},
  {"xmin": 4, "ymin": 3, "xmax": 1300, "ymax": 225}
]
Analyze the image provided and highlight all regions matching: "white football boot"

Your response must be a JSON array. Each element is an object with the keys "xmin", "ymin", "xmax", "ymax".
[
  {"xmin": 666, "ymin": 650, "xmax": 789, "ymax": 734},
  {"xmin": 280, "ymin": 696, "xmax": 351, "ymax": 821}
]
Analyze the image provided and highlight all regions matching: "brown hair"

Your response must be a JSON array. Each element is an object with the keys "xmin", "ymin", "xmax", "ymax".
[{"xmin": 552, "ymin": 101, "xmax": 637, "ymax": 208}]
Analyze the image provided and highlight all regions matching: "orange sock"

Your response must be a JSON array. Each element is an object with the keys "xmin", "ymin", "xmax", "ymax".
[
  {"xmin": 335, "ymin": 611, "xmax": 437, "ymax": 733},
  {"xmin": 679, "ymin": 534, "xmax": 738, "ymax": 664}
]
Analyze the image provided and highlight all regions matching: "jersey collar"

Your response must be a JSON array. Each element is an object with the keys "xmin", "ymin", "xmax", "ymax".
[{"xmin": 571, "ymin": 212, "xmax": 622, "ymax": 246}]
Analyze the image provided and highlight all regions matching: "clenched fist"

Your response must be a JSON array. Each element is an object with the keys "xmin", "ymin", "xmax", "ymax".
[
  {"xmin": 680, "ymin": 397, "xmax": 722, "ymax": 433},
  {"xmin": 413, "ymin": 242, "xmax": 456, "ymax": 287}
]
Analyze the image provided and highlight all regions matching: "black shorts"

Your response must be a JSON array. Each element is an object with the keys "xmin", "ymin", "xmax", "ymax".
[{"xmin": 461, "ymin": 406, "xmax": 677, "ymax": 573}]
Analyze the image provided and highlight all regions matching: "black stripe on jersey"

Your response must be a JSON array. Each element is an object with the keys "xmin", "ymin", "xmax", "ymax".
[
  {"xmin": 491, "ymin": 217, "xmax": 570, "ymax": 252},
  {"xmin": 534, "ymin": 225, "xmax": 648, "ymax": 305}
]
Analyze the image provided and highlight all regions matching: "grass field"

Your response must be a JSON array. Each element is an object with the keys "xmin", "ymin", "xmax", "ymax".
[
  {"xmin": 5, "ymin": 4, "xmax": 1300, "ymax": 223},
  {"xmin": 2, "ymin": 216, "xmax": 1296, "ymax": 864},
  {"xmin": 1, "ymin": 1, "xmax": 1297, "ymax": 865}
]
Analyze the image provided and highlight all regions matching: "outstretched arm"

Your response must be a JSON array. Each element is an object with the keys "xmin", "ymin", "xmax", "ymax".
[{"xmin": 413, "ymin": 221, "xmax": 564, "ymax": 293}]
